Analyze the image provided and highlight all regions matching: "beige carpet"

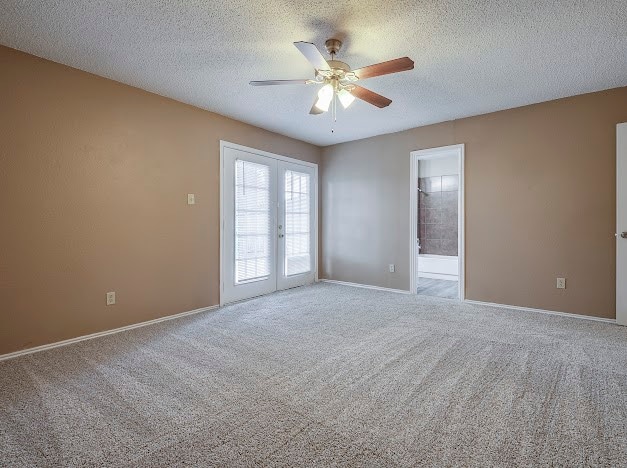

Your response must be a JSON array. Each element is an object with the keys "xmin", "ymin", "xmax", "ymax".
[{"xmin": 1, "ymin": 283, "xmax": 626, "ymax": 466}]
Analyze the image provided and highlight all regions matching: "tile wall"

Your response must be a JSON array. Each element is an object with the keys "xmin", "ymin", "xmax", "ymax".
[{"xmin": 418, "ymin": 175, "xmax": 458, "ymax": 256}]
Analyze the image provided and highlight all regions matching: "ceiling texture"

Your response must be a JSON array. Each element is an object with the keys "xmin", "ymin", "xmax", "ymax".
[{"xmin": 1, "ymin": 0, "xmax": 626, "ymax": 146}]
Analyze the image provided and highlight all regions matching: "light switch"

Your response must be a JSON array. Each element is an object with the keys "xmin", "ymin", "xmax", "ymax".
[{"xmin": 187, "ymin": 193, "xmax": 195, "ymax": 205}]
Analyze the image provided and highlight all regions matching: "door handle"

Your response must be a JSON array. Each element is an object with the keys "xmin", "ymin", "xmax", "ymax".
[{"xmin": 622, "ymin": 232, "xmax": 627, "ymax": 239}]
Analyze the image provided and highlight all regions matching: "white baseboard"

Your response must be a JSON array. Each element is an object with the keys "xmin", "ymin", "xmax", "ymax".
[
  {"xmin": 320, "ymin": 279, "xmax": 411, "ymax": 295},
  {"xmin": 321, "ymin": 280, "xmax": 615, "ymax": 323},
  {"xmin": 464, "ymin": 299, "xmax": 616, "ymax": 324},
  {"xmin": 0, "ymin": 304, "xmax": 220, "ymax": 362},
  {"xmin": 418, "ymin": 272, "xmax": 459, "ymax": 281},
  {"xmin": 3, "ymin": 291, "xmax": 613, "ymax": 362}
]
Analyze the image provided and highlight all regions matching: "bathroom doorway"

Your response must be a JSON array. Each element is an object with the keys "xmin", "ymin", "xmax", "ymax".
[{"xmin": 409, "ymin": 145, "xmax": 464, "ymax": 300}]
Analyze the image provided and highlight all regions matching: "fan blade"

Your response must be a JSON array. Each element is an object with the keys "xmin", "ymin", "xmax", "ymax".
[
  {"xmin": 352, "ymin": 57, "xmax": 414, "ymax": 80},
  {"xmin": 249, "ymin": 79, "xmax": 311, "ymax": 86},
  {"xmin": 349, "ymin": 85, "xmax": 392, "ymax": 108},
  {"xmin": 294, "ymin": 41, "xmax": 331, "ymax": 71}
]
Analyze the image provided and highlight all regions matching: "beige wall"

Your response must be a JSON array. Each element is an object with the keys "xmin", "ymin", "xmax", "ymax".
[
  {"xmin": 2, "ymin": 44, "xmax": 625, "ymax": 356},
  {"xmin": 0, "ymin": 46, "xmax": 321, "ymax": 355},
  {"xmin": 321, "ymin": 87, "xmax": 627, "ymax": 319}
]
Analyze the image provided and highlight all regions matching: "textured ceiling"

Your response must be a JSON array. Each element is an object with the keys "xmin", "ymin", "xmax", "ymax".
[{"xmin": 1, "ymin": 1, "xmax": 626, "ymax": 146}]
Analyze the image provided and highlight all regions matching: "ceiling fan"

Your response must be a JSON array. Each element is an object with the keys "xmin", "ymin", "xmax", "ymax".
[{"xmin": 250, "ymin": 39, "xmax": 414, "ymax": 117}]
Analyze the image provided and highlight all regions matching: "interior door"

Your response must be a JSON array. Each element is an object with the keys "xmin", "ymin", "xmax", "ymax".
[
  {"xmin": 222, "ymin": 147, "xmax": 278, "ymax": 304},
  {"xmin": 277, "ymin": 161, "xmax": 316, "ymax": 290},
  {"xmin": 617, "ymin": 123, "xmax": 627, "ymax": 325}
]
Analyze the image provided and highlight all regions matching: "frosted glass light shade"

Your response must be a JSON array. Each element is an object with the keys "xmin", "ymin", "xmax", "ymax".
[
  {"xmin": 338, "ymin": 89, "xmax": 355, "ymax": 109},
  {"xmin": 314, "ymin": 84, "xmax": 334, "ymax": 112}
]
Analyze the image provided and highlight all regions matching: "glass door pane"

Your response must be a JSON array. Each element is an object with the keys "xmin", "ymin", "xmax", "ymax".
[
  {"xmin": 277, "ymin": 161, "xmax": 316, "ymax": 291},
  {"xmin": 284, "ymin": 169, "xmax": 311, "ymax": 276},
  {"xmin": 235, "ymin": 160, "xmax": 271, "ymax": 283}
]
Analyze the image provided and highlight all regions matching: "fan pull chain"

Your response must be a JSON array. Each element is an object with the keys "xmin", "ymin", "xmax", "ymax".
[{"xmin": 331, "ymin": 93, "xmax": 336, "ymax": 133}]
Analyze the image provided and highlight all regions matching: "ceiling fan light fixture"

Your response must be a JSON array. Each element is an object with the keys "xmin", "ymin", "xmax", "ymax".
[
  {"xmin": 314, "ymin": 83, "xmax": 334, "ymax": 112},
  {"xmin": 337, "ymin": 89, "xmax": 355, "ymax": 109}
]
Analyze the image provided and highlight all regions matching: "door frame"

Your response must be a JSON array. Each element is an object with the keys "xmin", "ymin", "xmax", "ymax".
[
  {"xmin": 219, "ymin": 141, "xmax": 318, "ymax": 306},
  {"xmin": 409, "ymin": 144, "xmax": 465, "ymax": 300},
  {"xmin": 617, "ymin": 123, "xmax": 627, "ymax": 325}
]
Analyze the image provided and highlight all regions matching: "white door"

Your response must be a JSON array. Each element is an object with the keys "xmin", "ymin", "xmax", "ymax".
[
  {"xmin": 617, "ymin": 123, "xmax": 627, "ymax": 326},
  {"xmin": 277, "ymin": 161, "xmax": 316, "ymax": 290},
  {"xmin": 222, "ymin": 147, "xmax": 278, "ymax": 304},
  {"xmin": 221, "ymin": 145, "xmax": 317, "ymax": 304}
]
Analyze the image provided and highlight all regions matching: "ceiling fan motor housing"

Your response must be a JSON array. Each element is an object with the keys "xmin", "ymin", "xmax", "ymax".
[
  {"xmin": 323, "ymin": 40, "xmax": 358, "ymax": 82},
  {"xmin": 328, "ymin": 60, "xmax": 350, "ymax": 73},
  {"xmin": 316, "ymin": 59, "xmax": 357, "ymax": 83}
]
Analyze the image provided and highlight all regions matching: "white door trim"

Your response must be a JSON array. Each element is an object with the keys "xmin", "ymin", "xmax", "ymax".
[
  {"xmin": 617, "ymin": 123, "xmax": 627, "ymax": 326},
  {"xmin": 409, "ymin": 144, "xmax": 465, "ymax": 300},
  {"xmin": 220, "ymin": 141, "xmax": 318, "ymax": 169},
  {"xmin": 219, "ymin": 141, "xmax": 318, "ymax": 306}
]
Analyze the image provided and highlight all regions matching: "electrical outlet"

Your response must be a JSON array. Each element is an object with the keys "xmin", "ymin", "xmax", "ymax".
[
  {"xmin": 389, "ymin": 264, "xmax": 395, "ymax": 273},
  {"xmin": 106, "ymin": 291, "xmax": 116, "ymax": 305},
  {"xmin": 187, "ymin": 193, "xmax": 195, "ymax": 205},
  {"xmin": 556, "ymin": 278, "xmax": 566, "ymax": 289}
]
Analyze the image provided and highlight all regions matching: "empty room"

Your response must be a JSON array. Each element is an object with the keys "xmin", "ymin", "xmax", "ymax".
[{"xmin": 1, "ymin": 1, "xmax": 627, "ymax": 466}]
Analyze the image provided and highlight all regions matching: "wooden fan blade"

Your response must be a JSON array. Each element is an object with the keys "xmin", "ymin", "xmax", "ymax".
[
  {"xmin": 294, "ymin": 41, "xmax": 331, "ymax": 71},
  {"xmin": 249, "ymin": 79, "xmax": 311, "ymax": 86},
  {"xmin": 349, "ymin": 85, "xmax": 392, "ymax": 108},
  {"xmin": 352, "ymin": 57, "xmax": 414, "ymax": 80}
]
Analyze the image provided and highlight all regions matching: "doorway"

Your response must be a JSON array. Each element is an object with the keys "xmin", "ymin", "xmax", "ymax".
[
  {"xmin": 220, "ymin": 142, "xmax": 317, "ymax": 305},
  {"xmin": 410, "ymin": 145, "xmax": 464, "ymax": 300}
]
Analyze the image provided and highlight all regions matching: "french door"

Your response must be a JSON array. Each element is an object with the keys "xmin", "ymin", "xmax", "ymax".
[{"xmin": 221, "ymin": 144, "xmax": 316, "ymax": 304}]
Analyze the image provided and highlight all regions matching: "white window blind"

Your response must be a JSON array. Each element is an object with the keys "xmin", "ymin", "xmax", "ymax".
[
  {"xmin": 284, "ymin": 170, "xmax": 311, "ymax": 276},
  {"xmin": 235, "ymin": 160, "xmax": 271, "ymax": 283}
]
